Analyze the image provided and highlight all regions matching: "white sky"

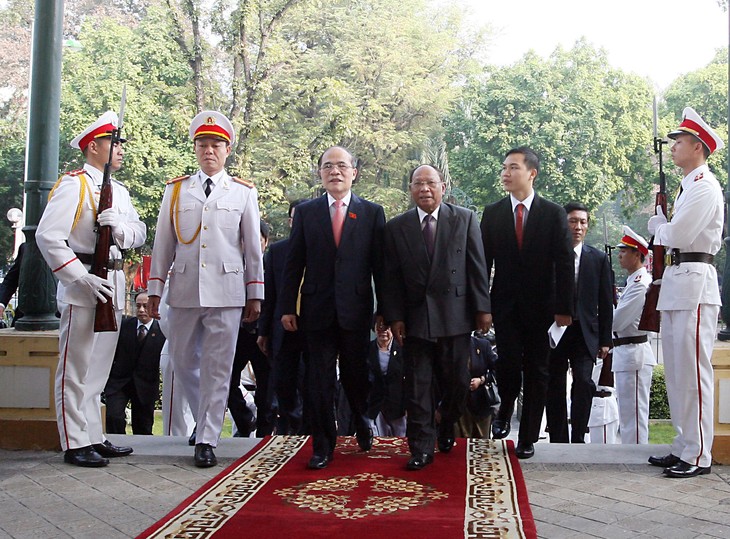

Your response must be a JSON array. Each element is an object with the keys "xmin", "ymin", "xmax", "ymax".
[{"xmin": 456, "ymin": 0, "xmax": 729, "ymax": 89}]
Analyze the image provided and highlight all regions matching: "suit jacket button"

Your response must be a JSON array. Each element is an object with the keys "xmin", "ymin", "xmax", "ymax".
[
  {"xmin": 203, "ymin": 225, "xmax": 208, "ymax": 230},
  {"xmin": 451, "ymin": 269, "xmax": 456, "ymax": 274},
  {"xmin": 202, "ymin": 244, "xmax": 207, "ymax": 248},
  {"xmin": 201, "ymin": 263, "xmax": 206, "ymax": 268}
]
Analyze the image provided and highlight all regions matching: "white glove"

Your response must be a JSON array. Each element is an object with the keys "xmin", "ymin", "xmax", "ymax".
[
  {"xmin": 76, "ymin": 273, "xmax": 114, "ymax": 303},
  {"xmin": 647, "ymin": 205, "xmax": 667, "ymax": 235},
  {"xmin": 97, "ymin": 207, "xmax": 121, "ymax": 229}
]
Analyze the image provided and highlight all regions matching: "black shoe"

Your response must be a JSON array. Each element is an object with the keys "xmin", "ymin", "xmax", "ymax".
[
  {"xmin": 92, "ymin": 440, "xmax": 133, "ymax": 458},
  {"xmin": 648, "ymin": 453, "xmax": 680, "ymax": 468},
  {"xmin": 437, "ymin": 437, "xmax": 454, "ymax": 453},
  {"xmin": 194, "ymin": 443, "xmax": 217, "ymax": 468},
  {"xmin": 307, "ymin": 454, "xmax": 332, "ymax": 470},
  {"xmin": 492, "ymin": 419, "xmax": 511, "ymax": 440},
  {"xmin": 356, "ymin": 427, "xmax": 374, "ymax": 452},
  {"xmin": 64, "ymin": 446, "xmax": 109, "ymax": 468},
  {"xmin": 515, "ymin": 442, "xmax": 535, "ymax": 459},
  {"xmin": 663, "ymin": 460, "xmax": 711, "ymax": 478},
  {"xmin": 406, "ymin": 453, "xmax": 434, "ymax": 471},
  {"xmin": 188, "ymin": 426, "xmax": 197, "ymax": 446}
]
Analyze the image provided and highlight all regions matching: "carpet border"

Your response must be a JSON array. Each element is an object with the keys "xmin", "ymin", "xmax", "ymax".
[{"xmin": 503, "ymin": 439, "xmax": 537, "ymax": 539}]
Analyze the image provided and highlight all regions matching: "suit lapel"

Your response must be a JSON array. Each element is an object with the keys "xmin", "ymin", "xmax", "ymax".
[
  {"xmin": 187, "ymin": 171, "xmax": 208, "ymax": 204},
  {"xmin": 521, "ymin": 194, "xmax": 540, "ymax": 251},
  {"xmin": 206, "ymin": 173, "xmax": 232, "ymax": 204},
  {"xmin": 430, "ymin": 204, "xmax": 456, "ymax": 279},
  {"xmin": 314, "ymin": 195, "xmax": 336, "ymax": 247},
  {"xmin": 400, "ymin": 209, "xmax": 431, "ymax": 275},
  {"xmin": 340, "ymin": 194, "xmax": 361, "ymax": 247}
]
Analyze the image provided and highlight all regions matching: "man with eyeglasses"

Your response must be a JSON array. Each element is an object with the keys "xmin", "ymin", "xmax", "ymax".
[
  {"xmin": 279, "ymin": 146, "xmax": 385, "ymax": 470},
  {"xmin": 381, "ymin": 164, "xmax": 491, "ymax": 470}
]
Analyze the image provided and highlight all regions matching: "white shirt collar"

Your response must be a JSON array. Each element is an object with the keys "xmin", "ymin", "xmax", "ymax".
[
  {"xmin": 327, "ymin": 191, "xmax": 352, "ymax": 207},
  {"xmin": 137, "ymin": 320, "xmax": 153, "ymax": 330},
  {"xmin": 573, "ymin": 242, "xmax": 583, "ymax": 257},
  {"xmin": 510, "ymin": 191, "xmax": 535, "ymax": 212},
  {"xmin": 200, "ymin": 169, "xmax": 226, "ymax": 186},
  {"xmin": 83, "ymin": 163, "xmax": 104, "ymax": 186},
  {"xmin": 417, "ymin": 204, "xmax": 441, "ymax": 223}
]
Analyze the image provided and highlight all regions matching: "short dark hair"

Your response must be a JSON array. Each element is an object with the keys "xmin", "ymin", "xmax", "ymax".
[
  {"xmin": 317, "ymin": 146, "xmax": 356, "ymax": 168},
  {"xmin": 260, "ymin": 220, "xmax": 270, "ymax": 241},
  {"xmin": 564, "ymin": 201, "xmax": 590, "ymax": 222},
  {"xmin": 506, "ymin": 146, "xmax": 540, "ymax": 175},
  {"xmin": 288, "ymin": 198, "xmax": 306, "ymax": 217},
  {"xmin": 408, "ymin": 164, "xmax": 444, "ymax": 183}
]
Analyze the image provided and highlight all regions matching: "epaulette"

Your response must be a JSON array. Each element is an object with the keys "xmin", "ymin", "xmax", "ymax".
[
  {"xmin": 694, "ymin": 172, "xmax": 704, "ymax": 182},
  {"xmin": 232, "ymin": 176, "xmax": 255, "ymax": 188},
  {"xmin": 166, "ymin": 175, "xmax": 190, "ymax": 185},
  {"xmin": 66, "ymin": 169, "xmax": 86, "ymax": 177}
]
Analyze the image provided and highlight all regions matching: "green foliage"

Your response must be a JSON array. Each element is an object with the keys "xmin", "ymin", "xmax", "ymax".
[
  {"xmin": 649, "ymin": 364, "xmax": 670, "ymax": 420},
  {"xmin": 445, "ymin": 40, "xmax": 657, "ymax": 214}
]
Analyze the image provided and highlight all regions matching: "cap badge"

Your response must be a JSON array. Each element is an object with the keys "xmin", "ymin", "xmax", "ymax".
[{"xmin": 205, "ymin": 116, "xmax": 216, "ymax": 125}]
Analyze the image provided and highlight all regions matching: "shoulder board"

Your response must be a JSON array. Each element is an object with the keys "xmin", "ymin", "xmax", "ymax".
[
  {"xmin": 694, "ymin": 172, "xmax": 704, "ymax": 182},
  {"xmin": 232, "ymin": 177, "xmax": 255, "ymax": 188},
  {"xmin": 66, "ymin": 169, "xmax": 86, "ymax": 177},
  {"xmin": 166, "ymin": 175, "xmax": 190, "ymax": 185}
]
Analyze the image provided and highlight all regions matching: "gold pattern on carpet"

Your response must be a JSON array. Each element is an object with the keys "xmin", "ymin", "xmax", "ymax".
[
  {"xmin": 274, "ymin": 472, "xmax": 448, "ymax": 520},
  {"xmin": 337, "ymin": 436, "xmax": 411, "ymax": 458}
]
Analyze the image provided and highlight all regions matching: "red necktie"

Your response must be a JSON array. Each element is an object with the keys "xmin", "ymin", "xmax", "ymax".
[
  {"xmin": 515, "ymin": 203, "xmax": 524, "ymax": 249},
  {"xmin": 332, "ymin": 200, "xmax": 345, "ymax": 247}
]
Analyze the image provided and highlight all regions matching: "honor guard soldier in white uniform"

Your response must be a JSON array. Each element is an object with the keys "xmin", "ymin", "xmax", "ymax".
[
  {"xmin": 148, "ymin": 111, "xmax": 264, "ymax": 468},
  {"xmin": 612, "ymin": 226, "xmax": 656, "ymax": 444},
  {"xmin": 647, "ymin": 107, "xmax": 724, "ymax": 478},
  {"xmin": 36, "ymin": 111, "xmax": 147, "ymax": 467}
]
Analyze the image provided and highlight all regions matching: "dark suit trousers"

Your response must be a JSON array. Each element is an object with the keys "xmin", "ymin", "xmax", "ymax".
[
  {"xmin": 305, "ymin": 323, "xmax": 370, "ymax": 457},
  {"xmin": 494, "ymin": 315, "xmax": 551, "ymax": 444},
  {"xmin": 404, "ymin": 335, "xmax": 470, "ymax": 456},
  {"xmin": 546, "ymin": 324, "xmax": 595, "ymax": 443},
  {"xmin": 271, "ymin": 330, "xmax": 306, "ymax": 435},
  {"xmin": 229, "ymin": 329, "xmax": 274, "ymax": 437},
  {"xmin": 105, "ymin": 383, "xmax": 155, "ymax": 435}
]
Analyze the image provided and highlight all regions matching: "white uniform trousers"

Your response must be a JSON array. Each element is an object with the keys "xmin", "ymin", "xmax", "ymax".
[
  {"xmin": 662, "ymin": 305, "xmax": 718, "ymax": 468},
  {"xmin": 56, "ymin": 301, "xmax": 122, "ymax": 451},
  {"xmin": 160, "ymin": 342, "xmax": 195, "ymax": 437},
  {"xmin": 615, "ymin": 364, "xmax": 653, "ymax": 444},
  {"xmin": 167, "ymin": 306, "xmax": 242, "ymax": 446}
]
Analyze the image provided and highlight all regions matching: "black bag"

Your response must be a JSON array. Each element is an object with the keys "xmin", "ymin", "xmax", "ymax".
[{"xmin": 469, "ymin": 369, "xmax": 500, "ymax": 418}]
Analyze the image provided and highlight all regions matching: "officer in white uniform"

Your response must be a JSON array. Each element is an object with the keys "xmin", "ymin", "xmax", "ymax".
[
  {"xmin": 612, "ymin": 226, "xmax": 656, "ymax": 444},
  {"xmin": 148, "ymin": 111, "xmax": 264, "ymax": 468},
  {"xmin": 36, "ymin": 111, "xmax": 146, "ymax": 467},
  {"xmin": 647, "ymin": 107, "xmax": 724, "ymax": 478}
]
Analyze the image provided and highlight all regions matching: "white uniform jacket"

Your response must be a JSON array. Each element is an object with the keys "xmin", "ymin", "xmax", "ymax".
[
  {"xmin": 37, "ymin": 164, "xmax": 146, "ymax": 308},
  {"xmin": 655, "ymin": 164, "xmax": 723, "ymax": 311},
  {"xmin": 148, "ymin": 170, "xmax": 264, "ymax": 306},
  {"xmin": 612, "ymin": 267, "xmax": 656, "ymax": 372}
]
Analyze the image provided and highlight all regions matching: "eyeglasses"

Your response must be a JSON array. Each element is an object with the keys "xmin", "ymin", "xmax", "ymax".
[
  {"xmin": 320, "ymin": 162, "xmax": 354, "ymax": 171},
  {"xmin": 410, "ymin": 181, "xmax": 442, "ymax": 189}
]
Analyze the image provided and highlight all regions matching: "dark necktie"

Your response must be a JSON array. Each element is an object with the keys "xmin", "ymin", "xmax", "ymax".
[
  {"xmin": 204, "ymin": 178, "xmax": 213, "ymax": 198},
  {"xmin": 423, "ymin": 214, "xmax": 435, "ymax": 260},
  {"xmin": 515, "ymin": 203, "xmax": 525, "ymax": 250},
  {"xmin": 137, "ymin": 324, "xmax": 147, "ymax": 343}
]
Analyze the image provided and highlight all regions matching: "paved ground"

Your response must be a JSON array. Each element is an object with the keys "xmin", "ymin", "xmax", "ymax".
[{"xmin": 1, "ymin": 435, "xmax": 728, "ymax": 538}]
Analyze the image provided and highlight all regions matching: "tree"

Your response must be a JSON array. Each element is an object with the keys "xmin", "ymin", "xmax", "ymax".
[{"xmin": 445, "ymin": 40, "xmax": 657, "ymax": 214}]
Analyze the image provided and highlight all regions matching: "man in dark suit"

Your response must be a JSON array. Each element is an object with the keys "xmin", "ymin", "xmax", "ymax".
[
  {"xmin": 480, "ymin": 146, "xmax": 574, "ymax": 459},
  {"xmin": 280, "ymin": 146, "xmax": 385, "ymax": 470},
  {"xmin": 546, "ymin": 202, "xmax": 613, "ymax": 443},
  {"xmin": 382, "ymin": 164, "xmax": 491, "ymax": 470},
  {"xmin": 105, "ymin": 292, "xmax": 166, "ymax": 435},
  {"xmin": 257, "ymin": 200, "xmax": 307, "ymax": 435},
  {"xmin": 0, "ymin": 242, "xmax": 25, "ymax": 326},
  {"xmin": 367, "ymin": 321, "xmax": 406, "ymax": 437}
]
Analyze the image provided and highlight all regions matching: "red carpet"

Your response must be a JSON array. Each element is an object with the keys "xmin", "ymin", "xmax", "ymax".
[{"xmin": 138, "ymin": 436, "xmax": 536, "ymax": 538}]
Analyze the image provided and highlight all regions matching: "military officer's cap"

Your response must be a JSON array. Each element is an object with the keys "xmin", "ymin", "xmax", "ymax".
[
  {"xmin": 616, "ymin": 226, "xmax": 649, "ymax": 256},
  {"xmin": 70, "ymin": 110, "xmax": 126, "ymax": 151},
  {"xmin": 668, "ymin": 107, "xmax": 724, "ymax": 155},
  {"xmin": 189, "ymin": 111, "xmax": 235, "ymax": 146}
]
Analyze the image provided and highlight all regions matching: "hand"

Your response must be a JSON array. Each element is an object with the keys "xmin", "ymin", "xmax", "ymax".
[
  {"xmin": 148, "ymin": 295, "xmax": 161, "ymax": 319},
  {"xmin": 475, "ymin": 312, "xmax": 492, "ymax": 333},
  {"xmin": 555, "ymin": 314, "xmax": 572, "ymax": 327},
  {"xmin": 597, "ymin": 346, "xmax": 610, "ymax": 360},
  {"xmin": 647, "ymin": 205, "xmax": 667, "ymax": 235},
  {"xmin": 281, "ymin": 314, "xmax": 298, "ymax": 332},
  {"xmin": 243, "ymin": 299, "xmax": 261, "ymax": 323},
  {"xmin": 391, "ymin": 320, "xmax": 406, "ymax": 346},
  {"xmin": 76, "ymin": 273, "xmax": 114, "ymax": 303},
  {"xmin": 469, "ymin": 377, "xmax": 482, "ymax": 391},
  {"xmin": 257, "ymin": 336, "xmax": 269, "ymax": 356},
  {"xmin": 97, "ymin": 207, "xmax": 121, "ymax": 229}
]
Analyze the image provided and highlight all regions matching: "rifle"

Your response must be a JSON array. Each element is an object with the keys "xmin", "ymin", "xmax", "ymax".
[
  {"xmin": 638, "ymin": 96, "xmax": 667, "ymax": 332},
  {"xmin": 603, "ymin": 215, "xmax": 618, "ymax": 307},
  {"xmin": 91, "ymin": 87, "xmax": 126, "ymax": 333}
]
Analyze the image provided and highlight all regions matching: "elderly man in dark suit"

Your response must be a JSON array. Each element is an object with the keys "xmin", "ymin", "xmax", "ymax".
[
  {"xmin": 382, "ymin": 164, "xmax": 491, "ymax": 470},
  {"xmin": 546, "ymin": 202, "xmax": 613, "ymax": 443},
  {"xmin": 279, "ymin": 146, "xmax": 385, "ymax": 470},
  {"xmin": 480, "ymin": 146, "xmax": 574, "ymax": 459},
  {"xmin": 105, "ymin": 292, "xmax": 166, "ymax": 435}
]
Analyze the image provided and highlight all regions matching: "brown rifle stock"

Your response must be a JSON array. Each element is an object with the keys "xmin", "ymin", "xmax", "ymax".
[
  {"xmin": 91, "ymin": 160, "xmax": 118, "ymax": 333},
  {"xmin": 638, "ymin": 192, "xmax": 667, "ymax": 332}
]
